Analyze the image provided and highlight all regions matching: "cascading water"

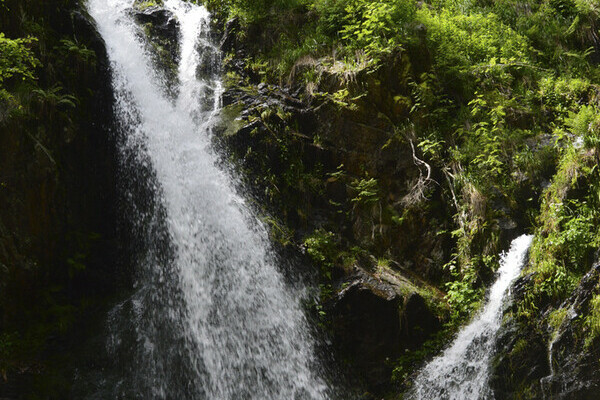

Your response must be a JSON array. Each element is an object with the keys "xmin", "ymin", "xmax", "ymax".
[
  {"xmin": 408, "ymin": 234, "xmax": 534, "ymax": 400},
  {"xmin": 84, "ymin": 0, "xmax": 329, "ymax": 398}
]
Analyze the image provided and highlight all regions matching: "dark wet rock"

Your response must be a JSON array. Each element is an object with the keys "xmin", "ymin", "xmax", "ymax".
[
  {"xmin": 329, "ymin": 267, "xmax": 440, "ymax": 393},
  {"xmin": 497, "ymin": 217, "xmax": 520, "ymax": 253},
  {"xmin": 132, "ymin": 6, "xmax": 180, "ymax": 95},
  {"xmin": 491, "ymin": 316, "xmax": 549, "ymax": 398},
  {"xmin": 492, "ymin": 263, "xmax": 600, "ymax": 399},
  {"xmin": 220, "ymin": 17, "xmax": 240, "ymax": 53},
  {"xmin": 490, "ymin": 271, "xmax": 549, "ymax": 398},
  {"xmin": 196, "ymin": 44, "xmax": 220, "ymax": 80},
  {"xmin": 331, "ymin": 271, "xmax": 402, "ymax": 391},
  {"xmin": 133, "ymin": 6, "xmax": 179, "ymax": 44},
  {"xmin": 0, "ymin": 4, "xmax": 120, "ymax": 399},
  {"xmin": 539, "ymin": 264, "xmax": 600, "ymax": 399},
  {"xmin": 401, "ymin": 292, "xmax": 441, "ymax": 349}
]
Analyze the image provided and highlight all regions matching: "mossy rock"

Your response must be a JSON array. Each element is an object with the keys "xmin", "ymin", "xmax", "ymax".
[{"xmin": 133, "ymin": 0, "xmax": 164, "ymax": 11}]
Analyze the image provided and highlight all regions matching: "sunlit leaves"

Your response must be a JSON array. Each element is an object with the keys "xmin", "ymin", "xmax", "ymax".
[{"xmin": 0, "ymin": 33, "xmax": 39, "ymax": 85}]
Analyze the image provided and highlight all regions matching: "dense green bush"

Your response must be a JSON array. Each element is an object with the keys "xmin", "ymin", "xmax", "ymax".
[
  {"xmin": 336, "ymin": 0, "xmax": 416, "ymax": 55},
  {"xmin": 418, "ymin": 9, "xmax": 529, "ymax": 68},
  {"xmin": 0, "ymin": 34, "xmax": 38, "ymax": 85},
  {"xmin": 206, "ymin": 0, "xmax": 600, "ymax": 317},
  {"xmin": 202, "ymin": 0, "xmax": 307, "ymax": 21},
  {"xmin": 0, "ymin": 33, "xmax": 39, "ymax": 118}
]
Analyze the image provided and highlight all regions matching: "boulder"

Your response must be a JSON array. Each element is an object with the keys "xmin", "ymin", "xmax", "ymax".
[
  {"xmin": 491, "ymin": 264, "xmax": 600, "ymax": 399},
  {"xmin": 332, "ymin": 274, "xmax": 401, "ymax": 391},
  {"xmin": 132, "ymin": 6, "xmax": 180, "ymax": 94},
  {"xmin": 196, "ymin": 44, "xmax": 220, "ymax": 81},
  {"xmin": 132, "ymin": 6, "xmax": 179, "ymax": 45},
  {"xmin": 540, "ymin": 263, "xmax": 600, "ymax": 399},
  {"xmin": 331, "ymin": 268, "xmax": 440, "ymax": 393},
  {"xmin": 220, "ymin": 17, "xmax": 240, "ymax": 53}
]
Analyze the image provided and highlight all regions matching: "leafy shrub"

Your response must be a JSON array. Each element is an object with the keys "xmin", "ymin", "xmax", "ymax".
[
  {"xmin": 585, "ymin": 294, "xmax": 600, "ymax": 346},
  {"xmin": 0, "ymin": 33, "xmax": 38, "ymax": 85},
  {"xmin": 303, "ymin": 229, "xmax": 338, "ymax": 279},
  {"xmin": 565, "ymin": 105, "xmax": 600, "ymax": 149},
  {"xmin": 0, "ymin": 33, "xmax": 39, "ymax": 115},
  {"xmin": 417, "ymin": 9, "xmax": 529, "ymax": 72},
  {"xmin": 210, "ymin": 0, "xmax": 307, "ymax": 21},
  {"xmin": 350, "ymin": 177, "xmax": 379, "ymax": 207},
  {"xmin": 528, "ymin": 146, "xmax": 600, "ymax": 304},
  {"xmin": 337, "ymin": 0, "xmax": 416, "ymax": 56},
  {"xmin": 443, "ymin": 254, "xmax": 485, "ymax": 323},
  {"xmin": 445, "ymin": 277, "xmax": 483, "ymax": 322},
  {"xmin": 314, "ymin": 0, "xmax": 355, "ymax": 36},
  {"xmin": 539, "ymin": 75, "xmax": 591, "ymax": 119}
]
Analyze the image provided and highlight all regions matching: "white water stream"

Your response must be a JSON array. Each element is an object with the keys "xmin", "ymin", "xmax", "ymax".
[
  {"xmin": 408, "ymin": 234, "xmax": 533, "ymax": 400},
  {"xmin": 86, "ymin": 1, "xmax": 328, "ymax": 398}
]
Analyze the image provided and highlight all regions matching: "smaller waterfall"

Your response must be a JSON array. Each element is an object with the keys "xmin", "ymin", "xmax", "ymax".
[{"xmin": 408, "ymin": 234, "xmax": 534, "ymax": 400}]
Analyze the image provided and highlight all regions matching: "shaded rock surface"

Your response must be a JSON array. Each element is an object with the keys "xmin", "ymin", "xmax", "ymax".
[
  {"xmin": 332, "ymin": 276, "xmax": 401, "ymax": 390},
  {"xmin": 132, "ymin": 6, "xmax": 180, "ymax": 96},
  {"xmin": 492, "ymin": 262, "xmax": 600, "ymax": 399},
  {"xmin": 0, "ymin": 5, "xmax": 120, "ymax": 398},
  {"xmin": 331, "ymin": 267, "xmax": 441, "ymax": 391},
  {"xmin": 212, "ymin": 26, "xmax": 451, "ymax": 396},
  {"xmin": 213, "ymin": 72, "xmax": 450, "ymax": 394},
  {"xmin": 133, "ymin": 6, "xmax": 179, "ymax": 43}
]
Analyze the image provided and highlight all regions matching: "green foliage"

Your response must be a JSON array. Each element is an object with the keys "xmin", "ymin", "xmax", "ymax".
[
  {"xmin": 303, "ymin": 229, "xmax": 338, "ymax": 279},
  {"xmin": 443, "ymin": 255, "xmax": 485, "ymax": 322},
  {"xmin": 565, "ymin": 105, "xmax": 600, "ymax": 149},
  {"xmin": 204, "ymin": 0, "xmax": 307, "ymax": 21},
  {"xmin": 32, "ymin": 86, "xmax": 77, "ymax": 117},
  {"xmin": 416, "ymin": 8, "xmax": 529, "ymax": 87},
  {"xmin": 526, "ymin": 146, "xmax": 600, "ymax": 306},
  {"xmin": 263, "ymin": 216, "xmax": 294, "ymax": 246},
  {"xmin": 585, "ymin": 294, "xmax": 600, "ymax": 346},
  {"xmin": 548, "ymin": 307, "xmax": 568, "ymax": 331},
  {"xmin": 0, "ymin": 33, "xmax": 39, "ymax": 116},
  {"xmin": 55, "ymin": 39, "xmax": 96, "ymax": 66},
  {"xmin": 336, "ymin": 0, "xmax": 416, "ymax": 56},
  {"xmin": 445, "ymin": 278, "xmax": 483, "ymax": 321},
  {"xmin": 539, "ymin": 75, "xmax": 591, "ymax": 113},
  {"xmin": 133, "ymin": 0, "xmax": 164, "ymax": 10},
  {"xmin": 0, "ymin": 333, "xmax": 16, "ymax": 369},
  {"xmin": 0, "ymin": 33, "xmax": 38, "ymax": 85},
  {"xmin": 350, "ymin": 177, "xmax": 379, "ymax": 206},
  {"xmin": 313, "ymin": 0, "xmax": 355, "ymax": 36}
]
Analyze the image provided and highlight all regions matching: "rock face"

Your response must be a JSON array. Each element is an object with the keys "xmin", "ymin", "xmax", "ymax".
[
  {"xmin": 216, "ymin": 67, "xmax": 454, "ymax": 278},
  {"xmin": 219, "ymin": 17, "xmax": 240, "ymax": 53},
  {"xmin": 212, "ymin": 21, "xmax": 451, "ymax": 396},
  {"xmin": 132, "ymin": 6, "xmax": 180, "ymax": 96},
  {"xmin": 0, "ymin": 5, "xmax": 120, "ymax": 398},
  {"xmin": 491, "ymin": 280, "xmax": 550, "ymax": 398},
  {"xmin": 134, "ymin": 6, "xmax": 174, "ymax": 26},
  {"xmin": 132, "ymin": 6, "xmax": 179, "ymax": 46},
  {"xmin": 332, "ymin": 273, "xmax": 402, "ymax": 390},
  {"xmin": 491, "ymin": 263, "xmax": 600, "ymax": 399},
  {"xmin": 541, "ymin": 264, "xmax": 600, "ymax": 398},
  {"xmin": 331, "ymin": 269, "xmax": 441, "ymax": 391}
]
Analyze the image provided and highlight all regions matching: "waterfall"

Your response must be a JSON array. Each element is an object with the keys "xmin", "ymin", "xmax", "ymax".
[
  {"xmin": 408, "ymin": 234, "xmax": 534, "ymax": 400},
  {"xmin": 85, "ymin": 0, "xmax": 329, "ymax": 398}
]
